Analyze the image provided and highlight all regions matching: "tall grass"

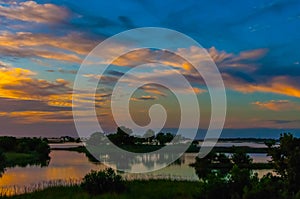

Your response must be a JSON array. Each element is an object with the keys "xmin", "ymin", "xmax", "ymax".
[
  {"xmin": 2, "ymin": 180, "xmax": 201, "ymax": 199},
  {"xmin": 0, "ymin": 178, "xmax": 80, "ymax": 197},
  {"xmin": 0, "ymin": 172, "xmax": 199, "ymax": 197}
]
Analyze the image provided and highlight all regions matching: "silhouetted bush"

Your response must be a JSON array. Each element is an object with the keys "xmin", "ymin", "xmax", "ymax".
[{"xmin": 81, "ymin": 168, "xmax": 125, "ymax": 195}]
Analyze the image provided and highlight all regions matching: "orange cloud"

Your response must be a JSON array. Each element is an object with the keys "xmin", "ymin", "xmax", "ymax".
[
  {"xmin": 0, "ymin": 67, "xmax": 73, "ymax": 106},
  {"xmin": 106, "ymin": 46, "xmax": 267, "ymax": 74},
  {"xmin": 0, "ymin": 32, "xmax": 97, "ymax": 55},
  {"xmin": 224, "ymin": 74, "xmax": 300, "ymax": 98},
  {"xmin": 252, "ymin": 100, "xmax": 300, "ymax": 111},
  {"xmin": 0, "ymin": 1, "xmax": 69, "ymax": 24},
  {"xmin": 0, "ymin": 31, "xmax": 101, "ymax": 62},
  {"xmin": 0, "ymin": 110, "xmax": 73, "ymax": 123}
]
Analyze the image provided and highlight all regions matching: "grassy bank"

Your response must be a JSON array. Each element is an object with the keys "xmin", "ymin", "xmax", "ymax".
[
  {"xmin": 2, "ymin": 151, "xmax": 49, "ymax": 168},
  {"xmin": 3, "ymin": 180, "xmax": 200, "ymax": 199},
  {"xmin": 0, "ymin": 137, "xmax": 50, "ymax": 168}
]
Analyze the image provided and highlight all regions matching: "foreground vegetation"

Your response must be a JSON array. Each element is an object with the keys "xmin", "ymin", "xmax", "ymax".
[
  {"xmin": 190, "ymin": 133, "xmax": 300, "ymax": 199},
  {"xmin": 2, "ymin": 180, "xmax": 200, "ymax": 199}
]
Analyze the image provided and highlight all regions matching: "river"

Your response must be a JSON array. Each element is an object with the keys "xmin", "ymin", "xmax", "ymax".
[{"xmin": 0, "ymin": 142, "xmax": 274, "ymax": 195}]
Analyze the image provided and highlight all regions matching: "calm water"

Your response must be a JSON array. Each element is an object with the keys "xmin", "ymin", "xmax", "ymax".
[{"xmin": 0, "ymin": 142, "xmax": 274, "ymax": 195}]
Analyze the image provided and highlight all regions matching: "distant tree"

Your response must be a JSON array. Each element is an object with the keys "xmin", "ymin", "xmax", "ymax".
[
  {"xmin": 107, "ymin": 127, "xmax": 134, "ymax": 146},
  {"xmin": 170, "ymin": 134, "xmax": 185, "ymax": 144},
  {"xmin": 0, "ymin": 137, "xmax": 17, "ymax": 151},
  {"xmin": 86, "ymin": 132, "xmax": 106, "ymax": 146},
  {"xmin": 155, "ymin": 132, "xmax": 174, "ymax": 145},
  {"xmin": 117, "ymin": 126, "xmax": 133, "ymax": 136},
  {"xmin": 143, "ymin": 129, "xmax": 155, "ymax": 143}
]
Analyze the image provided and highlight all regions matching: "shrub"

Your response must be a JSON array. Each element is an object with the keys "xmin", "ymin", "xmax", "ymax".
[{"xmin": 81, "ymin": 168, "xmax": 125, "ymax": 195}]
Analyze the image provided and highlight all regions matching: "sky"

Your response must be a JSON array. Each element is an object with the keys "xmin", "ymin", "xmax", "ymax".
[{"xmin": 0, "ymin": 0, "xmax": 300, "ymax": 138}]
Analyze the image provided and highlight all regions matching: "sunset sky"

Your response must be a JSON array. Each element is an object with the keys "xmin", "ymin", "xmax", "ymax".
[{"xmin": 0, "ymin": 0, "xmax": 300, "ymax": 137}]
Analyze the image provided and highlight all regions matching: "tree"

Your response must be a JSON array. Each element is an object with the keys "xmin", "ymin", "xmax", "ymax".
[
  {"xmin": 81, "ymin": 168, "xmax": 125, "ymax": 195},
  {"xmin": 86, "ymin": 132, "xmax": 106, "ymax": 146},
  {"xmin": 231, "ymin": 148, "xmax": 252, "ymax": 168},
  {"xmin": 108, "ymin": 127, "xmax": 134, "ymax": 146},
  {"xmin": 243, "ymin": 173, "xmax": 284, "ymax": 199},
  {"xmin": 268, "ymin": 133, "xmax": 300, "ymax": 195},
  {"xmin": 191, "ymin": 152, "xmax": 231, "ymax": 180},
  {"xmin": 143, "ymin": 129, "xmax": 155, "ymax": 144},
  {"xmin": 229, "ymin": 149, "xmax": 253, "ymax": 198},
  {"xmin": 0, "ymin": 150, "xmax": 6, "ymax": 177},
  {"xmin": 155, "ymin": 132, "xmax": 174, "ymax": 145}
]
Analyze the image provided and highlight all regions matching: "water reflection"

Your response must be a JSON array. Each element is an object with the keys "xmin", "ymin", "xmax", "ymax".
[
  {"xmin": 0, "ymin": 151, "xmax": 106, "ymax": 188},
  {"xmin": 0, "ymin": 145, "xmax": 274, "ymax": 195},
  {"xmin": 85, "ymin": 131, "xmax": 194, "ymax": 173}
]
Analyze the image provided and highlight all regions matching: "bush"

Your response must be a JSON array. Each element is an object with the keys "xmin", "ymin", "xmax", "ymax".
[{"xmin": 81, "ymin": 168, "xmax": 125, "ymax": 195}]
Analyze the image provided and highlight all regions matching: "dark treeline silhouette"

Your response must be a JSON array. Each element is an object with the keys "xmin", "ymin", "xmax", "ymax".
[
  {"xmin": 191, "ymin": 133, "xmax": 300, "ymax": 199},
  {"xmin": 106, "ymin": 126, "xmax": 175, "ymax": 147},
  {"xmin": 0, "ymin": 137, "xmax": 50, "ymax": 176}
]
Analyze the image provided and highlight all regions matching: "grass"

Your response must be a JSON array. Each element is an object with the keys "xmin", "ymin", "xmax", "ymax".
[
  {"xmin": 3, "ymin": 180, "xmax": 200, "ymax": 199},
  {"xmin": 4, "ymin": 152, "xmax": 37, "ymax": 167}
]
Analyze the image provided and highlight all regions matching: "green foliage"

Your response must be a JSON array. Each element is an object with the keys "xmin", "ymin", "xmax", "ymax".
[
  {"xmin": 191, "ymin": 133, "xmax": 300, "ymax": 199},
  {"xmin": 198, "ymin": 173, "xmax": 230, "ymax": 199},
  {"xmin": 81, "ymin": 168, "xmax": 125, "ymax": 195},
  {"xmin": 0, "ymin": 150, "xmax": 6, "ymax": 177},
  {"xmin": 191, "ymin": 152, "xmax": 232, "ymax": 179},
  {"xmin": 268, "ymin": 133, "xmax": 300, "ymax": 195},
  {"xmin": 243, "ymin": 173, "xmax": 284, "ymax": 199},
  {"xmin": 0, "ymin": 137, "xmax": 17, "ymax": 151},
  {"xmin": 0, "ymin": 137, "xmax": 50, "ymax": 170},
  {"xmin": 231, "ymin": 148, "xmax": 252, "ymax": 168}
]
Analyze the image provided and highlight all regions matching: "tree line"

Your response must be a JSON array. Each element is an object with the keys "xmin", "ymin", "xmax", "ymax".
[{"xmin": 191, "ymin": 133, "xmax": 300, "ymax": 199}]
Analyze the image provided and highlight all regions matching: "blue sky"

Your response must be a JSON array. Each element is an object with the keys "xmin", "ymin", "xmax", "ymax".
[{"xmin": 0, "ymin": 0, "xmax": 300, "ymax": 137}]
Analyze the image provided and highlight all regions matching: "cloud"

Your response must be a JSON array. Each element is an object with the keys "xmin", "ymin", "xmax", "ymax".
[
  {"xmin": 139, "ymin": 84, "xmax": 168, "ymax": 97},
  {"xmin": 0, "ymin": 60, "xmax": 11, "ymax": 68},
  {"xmin": 0, "ymin": 45, "xmax": 83, "ymax": 63},
  {"xmin": 0, "ymin": 97, "xmax": 71, "ymax": 112},
  {"xmin": 0, "ymin": 1, "xmax": 70, "ymax": 24},
  {"xmin": 0, "ymin": 67, "xmax": 73, "ymax": 107},
  {"xmin": 106, "ymin": 46, "xmax": 267, "ymax": 73},
  {"xmin": 209, "ymin": 47, "xmax": 268, "ymax": 69},
  {"xmin": 0, "ymin": 110, "xmax": 73, "ymax": 123},
  {"xmin": 0, "ymin": 32, "xmax": 98, "ymax": 55},
  {"xmin": 0, "ymin": 31, "xmax": 100, "ymax": 62},
  {"xmin": 46, "ymin": 68, "xmax": 77, "ymax": 75},
  {"xmin": 84, "ymin": 46, "xmax": 300, "ymax": 98},
  {"xmin": 224, "ymin": 74, "xmax": 300, "ymax": 98},
  {"xmin": 224, "ymin": 117, "xmax": 300, "ymax": 129},
  {"xmin": 252, "ymin": 100, "xmax": 300, "ymax": 111},
  {"xmin": 131, "ymin": 95, "xmax": 158, "ymax": 101}
]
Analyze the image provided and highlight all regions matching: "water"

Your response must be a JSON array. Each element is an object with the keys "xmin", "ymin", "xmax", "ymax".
[{"xmin": 0, "ymin": 142, "xmax": 274, "ymax": 195}]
